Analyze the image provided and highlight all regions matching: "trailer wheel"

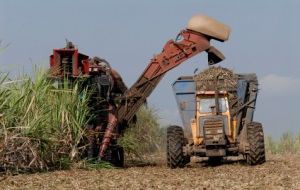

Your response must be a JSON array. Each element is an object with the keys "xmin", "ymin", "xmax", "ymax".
[
  {"xmin": 246, "ymin": 122, "xmax": 266, "ymax": 165},
  {"xmin": 110, "ymin": 145, "xmax": 124, "ymax": 167},
  {"xmin": 167, "ymin": 125, "xmax": 189, "ymax": 168}
]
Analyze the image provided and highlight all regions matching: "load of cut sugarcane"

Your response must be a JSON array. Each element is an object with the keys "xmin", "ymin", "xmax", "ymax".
[{"xmin": 194, "ymin": 66, "xmax": 238, "ymax": 91}]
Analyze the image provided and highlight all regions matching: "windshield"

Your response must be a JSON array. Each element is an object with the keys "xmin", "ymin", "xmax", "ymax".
[{"xmin": 199, "ymin": 97, "xmax": 228, "ymax": 113}]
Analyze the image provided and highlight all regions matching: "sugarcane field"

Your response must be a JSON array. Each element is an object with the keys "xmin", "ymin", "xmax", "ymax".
[{"xmin": 1, "ymin": 1, "xmax": 300, "ymax": 190}]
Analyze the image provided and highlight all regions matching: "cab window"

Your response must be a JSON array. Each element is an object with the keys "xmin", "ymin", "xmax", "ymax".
[{"xmin": 199, "ymin": 97, "xmax": 228, "ymax": 113}]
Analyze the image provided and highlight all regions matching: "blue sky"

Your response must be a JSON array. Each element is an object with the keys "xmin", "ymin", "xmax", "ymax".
[{"xmin": 1, "ymin": 0, "xmax": 299, "ymax": 137}]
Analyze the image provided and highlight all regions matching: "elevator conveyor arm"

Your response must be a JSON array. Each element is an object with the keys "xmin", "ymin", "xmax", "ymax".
[{"xmin": 117, "ymin": 14, "xmax": 230, "ymax": 124}]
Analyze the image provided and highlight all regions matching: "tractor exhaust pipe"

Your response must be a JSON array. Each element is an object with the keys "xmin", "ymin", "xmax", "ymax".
[{"xmin": 214, "ymin": 76, "xmax": 220, "ymax": 115}]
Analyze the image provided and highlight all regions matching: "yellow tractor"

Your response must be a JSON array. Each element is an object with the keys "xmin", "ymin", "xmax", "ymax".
[{"xmin": 167, "ymin": 67, "xmax": 265, "ymax": 168}]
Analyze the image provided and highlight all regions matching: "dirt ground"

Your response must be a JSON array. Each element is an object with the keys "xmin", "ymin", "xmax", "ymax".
[{"xmin": 0, "ymin": 154, "xmax": 300, "ymax": 190}]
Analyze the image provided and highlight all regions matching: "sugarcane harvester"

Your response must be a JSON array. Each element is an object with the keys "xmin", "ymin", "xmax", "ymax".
[
  {"xmin": 49, "ymin": 42, "xmax": 127, "ymax": 166},
  {"xmin": 49, "ymin": 15, "xmax": 231, "ymax": 166}
]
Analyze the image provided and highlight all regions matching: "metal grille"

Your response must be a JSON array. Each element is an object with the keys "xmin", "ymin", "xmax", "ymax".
[
  {"xmin": 199, "ymin": 116, "xmax": 228, "ymax": 136},
  {"xmin": 203, "ymin": 119, "xmax": 223, "ymax": 140}
]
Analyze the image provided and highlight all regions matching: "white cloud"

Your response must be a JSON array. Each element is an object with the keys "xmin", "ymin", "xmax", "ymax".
[{"xmin": 260, "ymin": 74, "xmax": 300, "ymax": 95}]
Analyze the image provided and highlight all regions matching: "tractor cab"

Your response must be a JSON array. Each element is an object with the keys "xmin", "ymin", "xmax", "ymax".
[
  {"xmin": 195, "ymin": 91, "xmax": 231, "ymax": 155},
  {"xmin": 188, "ymin": 90, "xmax": 231, "ymax": 157}
]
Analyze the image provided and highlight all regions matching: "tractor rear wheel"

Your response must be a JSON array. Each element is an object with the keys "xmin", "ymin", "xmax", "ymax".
[
  {"xmin": 246, "ymin": 122, "xmax": 266, "ymax": 165},
  {"xmin": 167, "ymin": 125, "xmax": 189, "ymax": 168}
]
